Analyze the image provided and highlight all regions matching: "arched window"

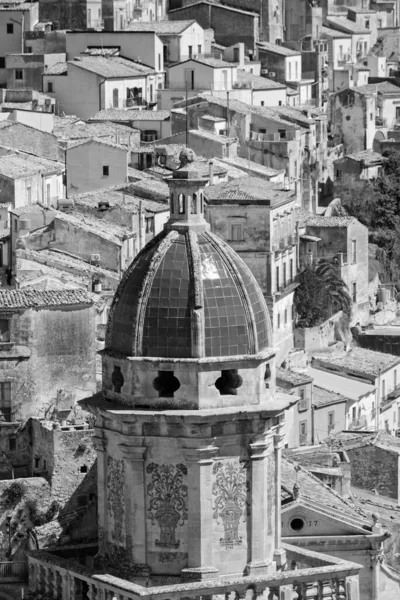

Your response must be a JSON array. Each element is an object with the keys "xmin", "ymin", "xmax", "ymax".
[
  {"xmin": 170, "ymin": 193, "xmax": 174, "ymax": 213},
  {"xmin": 113, "ymin": 88, "xmax": 119, "ymax": 108},
  {"xmin": 191, "ymin": 193, "xmax": 197, "ymax": 214},
  {"xmin": 178, "ymin": 193, "xmax": 185, "ymax": 214}
]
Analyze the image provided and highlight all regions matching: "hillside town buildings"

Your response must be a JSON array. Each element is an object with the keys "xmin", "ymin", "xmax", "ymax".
[{"xmin": 2, "ymin": 0, "xmax": 400, "ymax": 599}]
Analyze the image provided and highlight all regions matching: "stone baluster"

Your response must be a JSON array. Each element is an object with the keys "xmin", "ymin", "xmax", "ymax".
[
  {"xmin": 291, "ymin": 584, "xmax": 300, "ymax": 600},
  {"xmin": 267, "ymin": 587, "xmax": 279, "ymax": 600},
  {"xmin": 36, "ymin": 565, "xmax": 44, "ymax": 593},
  {"xmin": 43, "ymin": 566, "xmax": 51, "ymax": 595},
  {"xmin": 61, "ymin": 572, "xmax": 69, "ymax": 600},
  {"xmin": 302, "ymin": 581, "xmax": 319, "ymax": 600},
  {"xmin": 87, "ymin": 583, "xmax": 96, "ymax": 600},
  {"xmin": 69, "ymin": 574, "xmax": 76, "ymax": 600},
  {"xmin": 320, "ymin": 580, "xmax": 334, "ymax": 600},
  {"xmin": 54, "ymin": 569, "xmax": 62, "ymax": 599},
  {"xmin": 335, "ymin": 578, "xmax": 346, "ymax": 600},
  {"xmin": 28, "ymin": 562, "xmax": 36, "ymax": 591},
  {"xmin": 93, "ymin": 433, "xmax": 108, "ymax": 553}
]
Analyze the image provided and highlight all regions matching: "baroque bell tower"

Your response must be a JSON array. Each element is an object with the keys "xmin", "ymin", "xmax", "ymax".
[{"xmin": 83, "ymin": 150, "xmax": 293, "ymax": 583}]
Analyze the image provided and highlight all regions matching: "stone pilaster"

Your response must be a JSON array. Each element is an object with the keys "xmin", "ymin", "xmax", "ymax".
[
  {"xmin": 181, "ymin": 444, "xmax": 219, "ymax": 581},
  {"xmin": 273, "ymin": 431, "xmax": 286, "ymax": 568},
  {"xmin": 119, "ymin": 443, "xmax": 147, "ymax": 565},
  {"xmin": 246, "ymin": 433, "xmax": 274, "ymax": 575},
  {"xmin": 93, "ymin": 432, "xmax": 108, "ymax": 553}
]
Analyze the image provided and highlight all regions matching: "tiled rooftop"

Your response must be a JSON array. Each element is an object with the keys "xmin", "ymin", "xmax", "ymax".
[
  {"xmin": 53, "ymin": 119, "xmax": 136, "ymax": 140},
  {"xmin": 282, "ymin": 457, "xmax": 369, "ymax": 527},
  {"xmin": 0, "ymin": 289, "xmax": 93, "ymax": 309},
  {"xmin": 345, "ymin": 150, "xmax": 386, "ymax": 165},
  {"xmin": 89, "ymin": 109, "xmax": 170, "ymax": 122},
  {"xmin": 69, "ymin": 56, "xmax": 155, "ymax": 79},
  {"xmin": 190, "ymin": 57, "xmax": 235, "ymax": 68},
  {"xmin": 44, "ymin": 62, "xmax": 68, "ymax": 75},
  {"xmin": 312, "ymin": 347, "xmax": 400, "ymax": 379},
  {"xmin": 53, "ymin": 210, "xmax": 133, "ymax": 244},
  {"xmin": 312, "ymin": 385, "xmax": 350, "ymax": 409},
  {"xmin": 126, "ymin": 19, "xmax": 195, "ymax": 35},
  {"xmin": 169, "ymin": 1, "xmax": 257, "ymax": 16},
  {"xmin": 354, "ymin": 81, "xmax": 400, "ymax": 95},
  {"xmin": 326, "ymin": 16, "xmax": 371, "ymax": 34},
  {"xmin": 257, "ymin": 42, "xmax": 301, "ymax": 57},
  {"xmin": 332, "ymin": 431, "xmax": 400, "ymax": 453},
  {"xmin": 321, "ymin": 25, "xmax": 351, "ymax": 39},
  {"xmin": 0, "ymin": 153, "xmax": 64, "ymax": 179},
  {"xmin": 73, "ymin": 187, "xmax": 168, "ymax": 214},
  {"xmin": 205, "ymin": 176, "xmax": 295, "ymax": 204},
  {"xmin": 236, "ymin": 69, "xmax": 286, "ymax": 90},
  {"xmin": 305, "ymin": 215, "xmax": 356, "ymax": 227},
  {"xmin": 218, "ymin": 155, "xmax": 284, "ymax": 178},
  {"xmin": 66, "ymin": 137, "xmax": 127, "ymax": 150},
  {"xmin": 276, "ymin": 368, "xmax": 313, "ymax": 387}
]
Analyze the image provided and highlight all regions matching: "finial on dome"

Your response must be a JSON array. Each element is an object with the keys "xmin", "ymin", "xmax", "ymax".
[{"xmin": 179, "ymin": 147, "xmax": 197, "ymax": 167}]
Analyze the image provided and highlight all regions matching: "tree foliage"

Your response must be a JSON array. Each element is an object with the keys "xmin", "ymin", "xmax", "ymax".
[
  {"xmin": 339, "ymin": 150, "xmax": 400, "ymax": 282},
  {"xmin": 294, "ymin": 261, "xmax": 351, "ymax": 328}
]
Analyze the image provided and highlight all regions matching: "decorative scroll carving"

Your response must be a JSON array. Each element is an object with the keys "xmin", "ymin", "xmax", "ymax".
[
  {"xmin": 107, "ymin": 456, "xmax": 125, "ymax": 543},
  {"xmin": 146, "ymin": 462, "xmax": 188, "ymax": 549},
  {"xmin": 212, "ymin": 460, "xmax": 249, "ymax": 549}
]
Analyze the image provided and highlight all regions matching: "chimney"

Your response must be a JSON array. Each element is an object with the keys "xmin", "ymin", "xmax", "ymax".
[{"xmin": 209, "ymin": 160, "xmax": 214, "ymax": 185}]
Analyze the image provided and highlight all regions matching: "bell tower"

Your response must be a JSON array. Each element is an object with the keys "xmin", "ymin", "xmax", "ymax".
[{"xmin": 83, "ymin": 150, "xmax": 292, "ymax": 584}]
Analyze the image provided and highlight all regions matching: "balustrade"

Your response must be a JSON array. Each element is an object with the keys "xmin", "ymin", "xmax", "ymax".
[{"xmin": 27, "ymin": 543, "xmax": 362, "ymax": 600}]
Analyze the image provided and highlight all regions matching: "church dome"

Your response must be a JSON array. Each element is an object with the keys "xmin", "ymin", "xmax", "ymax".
[
  {"xmin": 106, "ymin": 149, "xmax": 272, "ymax": 360},
  {"xmin": 106, "ymin": 227, "xmax": 272, "ymax": 359}
]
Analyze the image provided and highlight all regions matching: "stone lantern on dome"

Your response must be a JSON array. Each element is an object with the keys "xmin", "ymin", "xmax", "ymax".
[{"xmin": 81, "ymin": 148, "xmax": 293, "ymax": 582}]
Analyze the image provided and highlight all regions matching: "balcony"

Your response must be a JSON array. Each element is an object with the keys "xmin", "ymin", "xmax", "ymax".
[
  {"xmin": 348, "ymin": 415, "xmax": 367, "ymax": 430},
  {"xmin": 375, "ymin": 116, "xmax": 387, "ymax": 128},
  {"xmin": 28, "ymin": 542, "xmax": 362, "ymax": 600}
]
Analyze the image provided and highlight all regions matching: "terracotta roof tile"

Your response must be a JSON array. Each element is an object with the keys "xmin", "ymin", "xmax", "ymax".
[
  {"xmin": 126, "ymin": 19, "xmax": 195, "ymax": 34},
  {"xmin": 89, "ymin": 109, "xmax": 170, "ymax": 122},
  {"xmin": 312, "ymin": 385, "xmax": 350, "ymax": 408},
  {"xmin": 276, "ymin": 368, "xmax": 313, "ymax": 386},
  {"xmin": 0, "ymin": 289, "xmax": 93, "ymax": 309}
]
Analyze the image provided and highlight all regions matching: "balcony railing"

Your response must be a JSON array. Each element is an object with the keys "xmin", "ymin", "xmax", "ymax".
[
  {"xmin": 348, "ymin": 415, "xmax": 367, "ymax": 430},
  {"xmin": 28, "ymin": 543, "xmax": 362, "ymax": 600},
  {"xmin": 0, "ymin": 561, "xmax": 28, "ymax": 582},
  {"xmin": 299, "ymin": 433, "xmax": 308, "ymax": 445}
]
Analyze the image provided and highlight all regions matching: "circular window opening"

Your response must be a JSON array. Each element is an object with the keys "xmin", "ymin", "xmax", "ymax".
[{"xmin": 290, "ymin": 517, "xmax": 305, "ymax": 532}]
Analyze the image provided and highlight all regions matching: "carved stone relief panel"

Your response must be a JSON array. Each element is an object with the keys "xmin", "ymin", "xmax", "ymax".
[{"xmin": 107, "ymin": 456, "xmax": 126, "ymax": 545}]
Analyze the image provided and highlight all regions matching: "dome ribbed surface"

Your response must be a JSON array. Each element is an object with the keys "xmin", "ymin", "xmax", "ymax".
[{"xmin": 106, "ymin": 228, "xmax": 272, "ymax": 358}]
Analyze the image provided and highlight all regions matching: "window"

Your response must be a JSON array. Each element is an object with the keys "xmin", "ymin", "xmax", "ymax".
[
  {"xmin": 370, "ymin": 113, "xmax": 373, "ymax": 121},
  {"xmin": 385, "ymin": 420, "xmax": 390, "ymax": 433},
  {"xmin": 231, "ymin": 223, "xmax": 243, "ymax": 241},
  {"xmin": 382, "ymin": 379, "xmax": 386, "ymax": 399},
  {"xmin": 284, "ymin": 309, "xmax": 287, "ymax": 324},
  {"xmin": 15, "ymin": 69, "xmax": 23, "ymax": 80},
  {"xmin": 283, "ymin": 263, "xmax": 287, "ymax": 286},
  {"xmin": 352, "ymin": 282, "xmax": 357, "ymax": 303},
  {"xmin": 289, "ymin": 62, "xmax": 292, "ymax": 79},
  {"xmin": 261, "ymin": 101, "xmax": 265, "ymax": 107},
  {"xmin": 9, "ymin": 437, "xmax": 16, "ymax": 451},
  {"xmin": 279, "ymin": 100, "xmax": 282, "ymax": 106},
  {"xmin": 7, "ymin": 23, "xmax": 13, "ymax": 34},
  {"xmin": 277, "ymin": 313, "xmax": 280, "ymax": 329},
  {"xmin": 351, "ymin": 239, "xmax": 356, "ymax": 263},
  {"xmin": 352, "ymin": 406, "xmax": 356, "ymax": 420},
  {"xmin": 188, "ymin": 45, "xmax": 193, "ymax": 58},
  {"xmin": 47, "ymin": 81, "xmax": 54, "ymax": 93},
  {"xmin": 112, "ymin": 88, "xmax": 119, "ymax": 108},
  {"xmin": 80, "ymin": 465, "xmax": 88, "ymax": 473},
  {"xmin": 46, "ymin": 182, "xmax": 51, "ymax": 206},
  {"xmin": 0, "ymin": 57, "xmax": 4, "ymax": 69},
  {"xmin": 27, "ymin": 186, "xmax": 31, "ymax": 204},
  {"xmin": 279, "ymin": 129, "xmax": 286, "ymax": 139},
  {"xmin": 328, "ymin": 411, "xmax": 335, "ymax": 432},
  {"xmin": 299, "ymin": 421, "xmax": 307, "ymax": 445},
  {"xmin": 178, "ymin": 194, "xmax": 185, "ymax": 214},
  {"xmin": 276, "ymin": 266, "xmax": 280, "ymax": 291},
  {"xmin": 158, "ymin": 53, "xmax": 161, "ymax": 71},
  {"xmin": 198, "ymin": 45, "xmax": 202, "ymax": 54},
  {"xmin": 336, "ymin": 169, "xmax": 342, "ymax": 179},
  {"xmin": 290, "ymin": 258, "xmax": 293, "ymax": 281},
  {"xmin": 191, "ymin": 193, "xmax": 197, "ymax": 214},
  {"xmin": 365, "ymin": 19, "xmax": 370, "ymax": 29},
  {"xmin": 103, "ymin": 166, "xmax": 109, "ymax": 176},
  {"xmin": 43, "ymin": 459, "xmax": 47, "ymax": 470},
  {"xmin": 0, "ymin": 319, "xmax": 10, "ymax": 342},
  {"xmin": 0, "ymin": 382, "xmax": 11, "ymax": 421},
  {"xmin": 34, "ymin": 457, "xmax": 40, "ymax": 469},
  {"xmin": 395, "ymin": 370, "xmax": 397, "ymax": 390},
  {"xmin": 298, "ymin": 389, "xmax": 308, "ymax": 411},
  {"xmin": 145, "ymin": 216, "xmax": 155, "ymax": 234}
]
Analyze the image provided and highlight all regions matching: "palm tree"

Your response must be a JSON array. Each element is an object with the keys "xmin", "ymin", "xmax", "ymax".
[{"xmin": 315, "ymin": 259, "xmax": 352, "ymax": 317}]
